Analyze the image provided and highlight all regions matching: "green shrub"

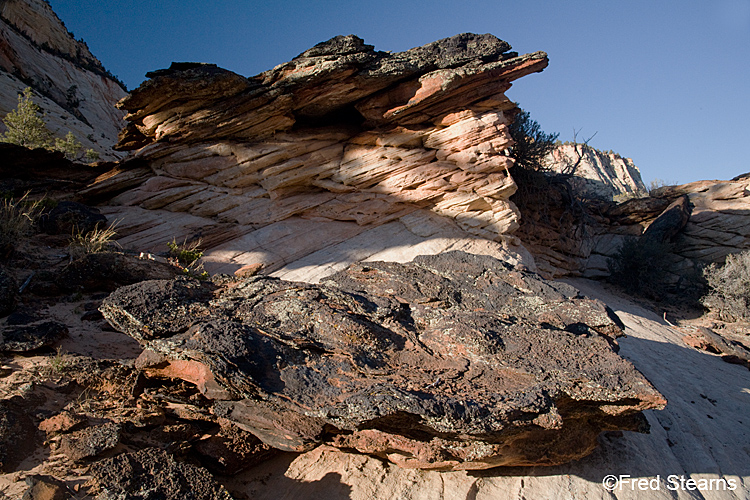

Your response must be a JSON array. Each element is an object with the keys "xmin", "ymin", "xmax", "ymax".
[
  {"xmin": 1, "ymin": 87, "xmax": 99, "ymax": 161},
  {"xmin": 167, "ymin": 238, "xmax": 209, "ymax": 280},
  {"xmin": 701, "ymin": 251, "xmax": 750, "ymax": 322},
  {"xmin": 508, "ymin": 109, "xmax": 559, "ymax": 172},
  {"xmin": 607, "ymin": 237, "xmax": 674, "ymax": 299}
]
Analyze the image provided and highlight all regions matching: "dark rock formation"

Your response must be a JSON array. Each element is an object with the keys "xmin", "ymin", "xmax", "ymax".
[
  {"xmin": 0, "ymin": 396, "xmax": 38, "ymax": 472},
  {"xmin": 0, "ymin": 320, "xmax": 67, "ymax": 352},
  {"xmin": 56, "ymin": 252, "xmax": 182, "ymax": 293},
  {"xmin": 90, "ymin": 448, "xmax": 233, "ymax": 500},
  {"xmin": 101, "ymin": 251, "xmax": 665, "ymax": 470},
  {"xmin": 39, "ymin": 201, "xmax": 107, "ymax": 235},
  {"xmin": 0, "ymin": 266, "xmax": 17, "ymax": 317},
  {"xmin": 58, "ymin": 422, "xmax": 121, "ymax": 461}
]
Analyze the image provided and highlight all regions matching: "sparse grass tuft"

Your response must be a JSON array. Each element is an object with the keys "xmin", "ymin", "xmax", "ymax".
[
  {"xmin": 49, "ymin": 346, "xmax": 69, "ymax": 374},
  {"xmin": 0, "ymin": 193, "xmax": 45, "ymax": 256},
  {"xmin": 68, "ymin": 221, "xmax": 119, "ymax": 259}
]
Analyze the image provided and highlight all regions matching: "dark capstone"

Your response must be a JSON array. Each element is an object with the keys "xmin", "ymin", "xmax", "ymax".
[
  {"xmin": 90, "ymin": 448, "xmax": 233, "ymax": 500},
  {"xmin": 296, "ymin": 35, "xmax": 375, "ymax": 58},
  {"xmin": 0, "ymin": 321, "xmax": 67, "ymax": 352}
]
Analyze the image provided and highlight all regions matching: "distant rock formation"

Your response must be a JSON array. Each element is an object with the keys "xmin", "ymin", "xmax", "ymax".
[
  {"xmin": 101, "ymin": 251, "xmax": 665, "ymax": 470},
  {"xmin": 0, "ymin": 0, "xmax": 126, "ymax": 158},
  {"xmin": 88, "ymin": 34, "xmax": 548, "ymax": 280},
  {"xmin": 514, "ymin": 173, "xmax": 750, "ymax": 279},
  {"xmin": 545, "ymin": 144, "xmax": 647, "ymax": 200}
]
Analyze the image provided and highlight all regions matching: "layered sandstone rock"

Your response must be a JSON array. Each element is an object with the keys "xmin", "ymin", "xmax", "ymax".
[
  {"xmin": 100, "ymin": 251, "xmax": 665, "ymax": 470},
  {"xmin": 88, "ymin": 34, "xmax": 547, "ymax": 279},
  {"xmin": 514, "ymin": 173, "xmax": 750, "ymax": 279},
  {"xmin": 0, "ymin": 0, "xmax": 126, "ymax": 158}
]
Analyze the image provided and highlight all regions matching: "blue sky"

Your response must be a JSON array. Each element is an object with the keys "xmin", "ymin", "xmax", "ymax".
[{"xmin": 49, "ymin": 0, "xmax": 750, "ymax": 185}]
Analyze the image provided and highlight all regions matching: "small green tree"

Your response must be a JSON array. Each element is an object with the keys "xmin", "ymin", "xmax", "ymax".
[
  {"xmin": 54, "ymin": 131, "xmax": 82, "ymax": 158},
  {"xmin": 1, "ymin": 87, "xmax": 99, "ymax": 162},
  {"xmin": 508, "ymin": 109, "xmax": 559, "ymax": 171},
  {"xmin": 1, "ymin": 87, "xmax": 53, "ymax": 149}
]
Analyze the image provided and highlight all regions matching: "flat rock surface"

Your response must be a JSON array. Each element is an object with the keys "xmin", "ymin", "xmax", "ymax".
[{"xmin": 101, "ymin": 251, "xmax": 665, "ymax": 470}]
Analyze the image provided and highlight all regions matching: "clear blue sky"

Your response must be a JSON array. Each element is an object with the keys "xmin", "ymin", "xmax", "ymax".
[{"xmin": 49, "ymin": 0, "xmax": 750, "ymax": 185}]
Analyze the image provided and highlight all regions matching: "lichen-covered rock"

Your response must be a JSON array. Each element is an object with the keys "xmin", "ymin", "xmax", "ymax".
[
  {"xmin": 101, "ymin": 251, "xmax": 665, "ymax": 470},
  {"xmin": 90, "ymin": 448, "xmax": 233, "ymax": 500},
  {"xmin": 0, "ymin": 321, "xmax": 67, "ymax": 352},
  {"xmin": 58, "ymin": 422, "xmax": 121, "ymax": 461}
]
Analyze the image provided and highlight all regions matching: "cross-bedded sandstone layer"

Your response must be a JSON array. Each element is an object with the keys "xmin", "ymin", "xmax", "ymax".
[{"xmin": 91, "ymin": 34, "xmax": 548, "ymax": 277}]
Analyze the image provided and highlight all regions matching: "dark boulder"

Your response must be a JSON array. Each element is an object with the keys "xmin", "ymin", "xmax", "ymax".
[
  {"xmin": 0, "ymin": 266, "xmax": 17, "ymax": 317},
  {"xmin": 90, "ymin": 447, "xmax": 233, "ymax": 500},
  {"xmin": 57, "ymin": 252, "xmax": 182, "ymax": 293},
  {"xmin": 0, "ymin": 321, "xmax": 67, "ymax": 352},
  {"xmin": 58, "ymin": 423, "xmax": 121, "ymax": 461},
  {"xmin": 39, "ymin": 201, "xmax": 107, "ymax": 236},
  {"xmin": 101, "ymin": 251, "xmax": 666, "ymax": 470}
]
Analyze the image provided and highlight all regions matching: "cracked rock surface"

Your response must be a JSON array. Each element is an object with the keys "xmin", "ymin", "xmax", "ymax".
[{"xmin": 101, "ymin": 251, "xmax": 665, "ymax": 470}]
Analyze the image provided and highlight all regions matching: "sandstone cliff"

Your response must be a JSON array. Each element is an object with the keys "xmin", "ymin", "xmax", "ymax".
[
  {"xmin": 90, "ymin": 34, "xmax": 548, "ymax": 280},
  {"xmin": 0, "ymin": 0, "xmax": 126, "ymax": 159},
  {"xmin": 546, "ymin": 143, "xmax": 647, "ymax": 200}
]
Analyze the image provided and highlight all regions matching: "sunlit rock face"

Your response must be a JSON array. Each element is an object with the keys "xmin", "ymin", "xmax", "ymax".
[
  {"xmin": 94, "ymin": 34, "xmax": 548, "ymax": 280},
  {"xmin": 0, "ymin": 0, "xmax": 127, "ymax": 159},
  {"xmin": 545, "ymin": 144, "xmax": 647, "ymax": 201}
]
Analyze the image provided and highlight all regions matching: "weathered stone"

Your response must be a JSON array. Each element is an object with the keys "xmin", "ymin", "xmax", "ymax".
[
  {"xmin": 56, "ymin": 252, "xmax": 182, "ymax": 293},
  {"xmin": 0, "ymin": 396, "xmax": 38, "ymax": 472},
  {"xmin": 39, "ymin": 201, "xmax": 107, "ymax": 236},
  {"xmin": 640, "ymin": 195, "xmax": 691, "ymax": 246},
  {"xmin": 21, "ymin": 475, "xmax": 69, "ymax": 500},
  {"xmin": 101, "ymin": 251, "xmax": 665, "ymax": 470},
  {"xmin": 0, "ymin": 266, "xmax": 17, "ymax": 317},
  {"xmin": 90, "ymin": 447, "xmax": 233, "ymax": 500},
  {"xmin": 38, "ymin": 411, "xmax": 86, "ymax": 435},
  {"xmin": 193, "ymin": 420, "xmax": 276, "ymax": 475},
  {"xmin": 0, "ymin": 321, "xmax": 67, "ymax": 352},
  {"xmin": 90, "ymin": 34, "xmax": 547, "ymax": 278},
  {"xmin": 58, "ymin": 422, "xmax": 121, "ymax": 461}
]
